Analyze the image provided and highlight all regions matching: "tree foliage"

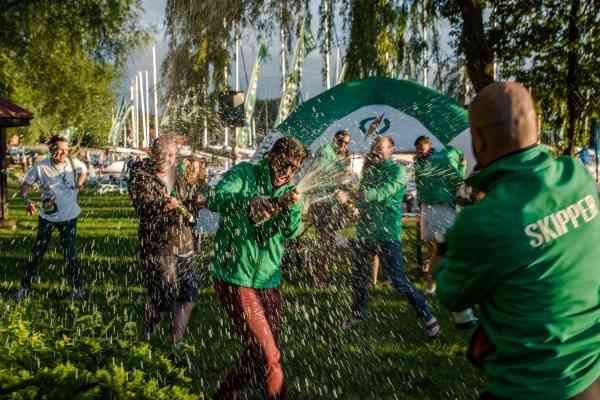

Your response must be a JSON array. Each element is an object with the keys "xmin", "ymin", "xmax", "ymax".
[
  {"xmin": 489, "ymin": 0, "xmax": 600, "ymax": 152},
  {"xmin": 340, "ymin": 0, "xmax": 444, "ymax": 84},
  {"xmin": 438, "ymin": 0, "xmax": 600, "ymax": 152},
  {"xmin": 162, "ymin": 0, "xmax": 309, "ymax": 144},
  {"xmin": 0, "ymin": 0, "xmax": 149, "ymax": 146}
]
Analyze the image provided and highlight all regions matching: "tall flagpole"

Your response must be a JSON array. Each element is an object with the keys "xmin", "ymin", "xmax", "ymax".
[
  {"xmin": 280, "ymin": 18, "xmax": 287, "ymax": 92},
  {"xmin": 138, "ymin": 71, "xmax": 148, "ymax": 148},
  {"xmin": 144, "ymin": 70, "xmax": 150, "ymax": 142},
  {"xmin": 223, "ymin": 69, "xmax": 229, "ymax": 172},
  {"xmin": 324, "ymin": 0, "xmax": 331, "ymax": 89},
  {"xmin": 134, "ymin": 77, "xmax": 140, "ymax": 148},
  {"xmin": 203, "ymin": 116, "xmax": 208, "ymax": 148},
  {"xmin": 152, "ymin": 46, "xmax": 160, "ymax": 138}
]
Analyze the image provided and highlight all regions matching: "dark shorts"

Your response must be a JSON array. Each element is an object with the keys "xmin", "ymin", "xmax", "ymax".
[{"xmin": 145, "ymin": 255, "xmax": 199, "ymax": 311}]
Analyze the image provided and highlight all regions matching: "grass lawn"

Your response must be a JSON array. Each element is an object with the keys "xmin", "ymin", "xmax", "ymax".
[{"xmin": 0, "ymin": 175, "xmax": 484, "ymax": 399}]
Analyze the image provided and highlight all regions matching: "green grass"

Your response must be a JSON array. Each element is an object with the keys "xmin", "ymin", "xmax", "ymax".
[{"xmin": 0, "ymin": 176, "xmax": 484, "ymax": 399}]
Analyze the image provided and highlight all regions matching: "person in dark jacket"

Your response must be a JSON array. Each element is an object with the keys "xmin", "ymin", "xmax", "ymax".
[{"xmin": 128, "ymin": 135, "xmax": 206, "ymax": 344}]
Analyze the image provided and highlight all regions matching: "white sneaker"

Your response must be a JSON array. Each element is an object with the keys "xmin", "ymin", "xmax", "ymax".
[
  {"xmin": 425, "ymin": 317, "xmax": 442, "ymax": 338},
  {"xmin": 452, "ymin": 309, "xmax": 478, "ymax": 330}
]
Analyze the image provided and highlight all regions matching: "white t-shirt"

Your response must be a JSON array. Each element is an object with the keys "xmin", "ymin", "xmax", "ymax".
[{"xmin": 24, "ymin": 157, "xmax": 88, "ymax": 222}]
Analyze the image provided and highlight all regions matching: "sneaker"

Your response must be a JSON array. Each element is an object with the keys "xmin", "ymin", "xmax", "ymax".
[
  {"xmin": 342, "ymin": 317, "xmax": 365, "ymax": 330},
  {"xmin": 452, "ymin": 309, "xmax": 478, "ymax": 330},
  {"xmin": 14, "ymin": 287, "xmax": 28, "ymax": 302},
  {"xmin": 69, "ymin": 288, "xmax": 86, "ymax": 301},
  {"xmin": 425, "ymin": 317, "xmax": 442, "ymax": 339}
]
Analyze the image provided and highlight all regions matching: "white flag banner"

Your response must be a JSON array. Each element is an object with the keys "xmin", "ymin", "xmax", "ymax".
[
  {"xmin": 239, "ymin": 42, "xmax": 268, "ymax": 148},
  {"xmin": 275, "ymin": 17, "xmax": 316, "ymax": 126}
]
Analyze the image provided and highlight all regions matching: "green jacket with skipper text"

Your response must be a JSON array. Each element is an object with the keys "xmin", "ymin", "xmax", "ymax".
[{"xmin": 435, "ymin": 145, "xmax": 600, "ymax": 400}]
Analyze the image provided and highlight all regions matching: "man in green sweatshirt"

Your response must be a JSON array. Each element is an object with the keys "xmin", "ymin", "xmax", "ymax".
[
  {"xmin": 339, "ymin": 136, "xmax": 440, "ymax": 338},
  {"xmin": 434, "ymin": 82, "xmax": 600, "ymax": 400},
  {"xmin": 307, "ymin": 130, "xmax": 353, "ymax": 284},
  {"xmin": 205, "ymin": 137, "xmax": 307, "ymax": 400},
  {"xmin": 414, "ymin": 136, "xmax": 478, "ymax": 330}
]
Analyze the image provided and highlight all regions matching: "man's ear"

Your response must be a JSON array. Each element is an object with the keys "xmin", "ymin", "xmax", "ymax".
[
  {"xmin": 470, "ymin": 125, "xmax": 488, "ymax": 167},
  {"xmin": 471, "ymin": 126, "xmax": 485, "ymax": 154}
]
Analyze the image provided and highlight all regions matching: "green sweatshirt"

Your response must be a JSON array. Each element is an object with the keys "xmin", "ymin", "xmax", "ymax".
[
  {"xmin": 205, "ymin": 159, "xmax": 302, "ymax": 288},
  {"xmin": 313, "ymin": 142, "xmax": 350, "ymax": 174},
  {"xmin": 414, "ymin": 148, "xmax": 463, "ymax": 205},
  {"xmin": 357, "ymin": 159, "xmax": 406, "ymax": 242},
  {"xmin": 434, "ymin": 145, "xmax": 600, "ymax": 399}
]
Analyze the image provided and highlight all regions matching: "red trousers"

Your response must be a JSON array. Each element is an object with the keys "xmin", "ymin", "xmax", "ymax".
[{"xmin": 214, "ymin": 280, "xmax": 287, "ymax": 400}]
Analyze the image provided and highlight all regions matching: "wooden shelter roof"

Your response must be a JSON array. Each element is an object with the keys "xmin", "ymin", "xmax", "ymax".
[{"xmin": 0, "ymin": 98, "xmax": 33, "ymax": 127}]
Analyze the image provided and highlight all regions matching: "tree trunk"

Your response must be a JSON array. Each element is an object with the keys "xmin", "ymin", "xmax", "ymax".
[
  {"xmin": 565, "ymin": 0, "xmax": 580, "ymax": 155},
  {"xmin": 458, "ymin": 0, "xmax": 494, "ymax": 93}
]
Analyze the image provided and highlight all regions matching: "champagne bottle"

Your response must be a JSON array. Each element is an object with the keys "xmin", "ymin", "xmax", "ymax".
[
  {"xmin": 174, "ymin": 202, "xmax": 195, "ymax": 225},
  {"xmin": 250, "ymin": 196, "xmax": 281, "ymax": 226}
]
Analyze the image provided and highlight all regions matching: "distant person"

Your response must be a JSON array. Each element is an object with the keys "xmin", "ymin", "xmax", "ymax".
[
  {"xmin": 15, "ymin": 135, "xmax": 88, "ymax": 301},
  {"xmin": 414, "ymin": 135, "xmax": 478, "ymax": 330},
  {"xmin": 307, "ymin": 129, "xmax": 354, "ymax": 284},
  {"xmin": 205, "ymin": 137, "xmax": 307, "ymax": 400},
  {"xmin": 435, "ymin": 82, "xmax": 600, "ymax": 400},
  {"xmin": 128, "ymin": 135, "xmax": 206, "ymax": 344},
  {"xmin": 339, "ymin": 136, "xmax": 441, "ymax": 338}
]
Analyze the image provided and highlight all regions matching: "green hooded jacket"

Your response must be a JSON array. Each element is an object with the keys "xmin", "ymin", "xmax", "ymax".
[
  {"xmin": 205, "ymin": 159, "xmax": 302, "ymax": 288},
  {"xmin": 414, "ymin": 148, "xmax": 463, "ymax": 205},
  {"xmin": 357, "ymin": 159, "xmax": 406, "ymax": 242},
  {"xmin": 434, "ymin": 145, "xmax": 600, "ymax": 399}
]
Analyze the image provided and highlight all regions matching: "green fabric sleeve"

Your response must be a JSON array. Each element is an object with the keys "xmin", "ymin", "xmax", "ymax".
[
  {"xmin": 363, "ymin": 164, "xmax": 406, "ymax": 202},
  {"xmin": 205, "ymin": 166, "xmax": 253, "ymax": 214},
  {"xmin": 433, "ymin": 208, "xmax": 501, "ymax": 311}
]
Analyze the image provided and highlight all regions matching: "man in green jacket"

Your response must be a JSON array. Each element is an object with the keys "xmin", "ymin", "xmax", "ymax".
[
  {"xmin": 414, "ymin": 136, "xmax": 478, "ymax": 330},
  {"xmin": 312, "ymin": 129, "xmax": 351, "ymax": 174},
  {"xmin": 206, "ymin": 137, "xmax": 307, "ymax": 400},
  {"xmin": 434, "ymin": 82, "xmax": 600, "ymax": 400},
  {"xmin": 340, "ymin": 136, "xmax": 440, "ymax": 338}
]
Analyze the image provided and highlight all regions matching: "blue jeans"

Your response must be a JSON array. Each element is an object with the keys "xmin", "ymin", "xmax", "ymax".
[
  {"xmin": 21, "ymin": 217, "xmax": 82, "ymax": 289},
  {"xmin": 351, "ymin": 240, "xmax": 433, "ymax": 322}
]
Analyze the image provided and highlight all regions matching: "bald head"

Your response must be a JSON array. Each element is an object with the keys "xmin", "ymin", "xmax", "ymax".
[{"xmin": 469, "ymin": 82, "xmax": 538, "ymax": 167}]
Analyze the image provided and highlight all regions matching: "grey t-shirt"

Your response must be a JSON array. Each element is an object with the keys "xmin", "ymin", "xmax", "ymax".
[{"xmin": 24, "ymin": 157, "xmax": 87, "ymax": 222}]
